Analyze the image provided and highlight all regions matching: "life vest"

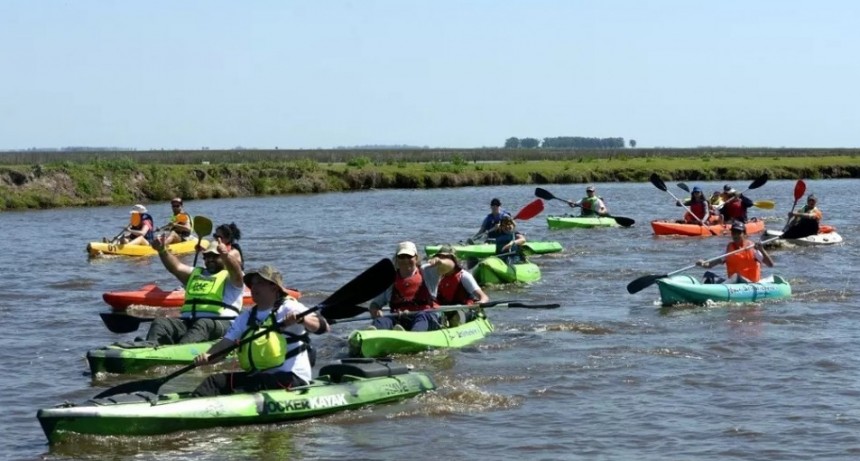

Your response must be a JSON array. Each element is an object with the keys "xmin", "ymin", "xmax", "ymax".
[
  {"xmin": 725, "ymin": 241, "xmax": 760, "ymax": 282},
  {"xmin": 437, "ymin": 268, "xmax": 474, "ymax": 305},
  {"xmin": 129, "ymin": 212, "xmax": 155, "ymax": 242},
  {"xmin": 181, "ymin": 268, "xmax": 242, "ymax": 317},
  {"xmin": 390, "ymin": 269, "xmax": 437, "ymax": 312},
  {"xmin": 484, "ymin": 210, "xmax": 510, "ymax": 238},
  {"xmin": 170, "ymin": 212, "xmax": 192, "ymax": 236},
  {"xmin": 799, "ymin": 205, "xmax": 823, "ymax": 221},
  {"xmin": 494, "ymin": 231, "xmax": 517, "ymax": 255},
  {"xmin": 684, "ymin": 201, "xmax": 709, "ymax": 223},
  {"xmin": 721, "ymin": 200, "xmax": 746, "ymax": 222},
  {"xmin": 580, "ymin": 196, "xmax": 601, "ymax": 217},
  {"xmin": 235, "ymin": 299, "xmax": 312, "ymax": 372}
]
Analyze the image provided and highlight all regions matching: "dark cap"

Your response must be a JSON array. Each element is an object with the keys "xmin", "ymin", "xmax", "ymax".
[
  {"xmin": 490, "ymin": 198, "xmax": 501, "ymax": 206},
  {"xmin": 723, "ymin": 184, "xmax": 734, "ymax": 192},
  {"xmin": 807, "ymin": 194, "xmax": 817, "ymax": 201},
  {"xmin": 692, "ymin": 186, "xmax": 702, "ymax": 193},
  {"xmin": 730, "ymin": 221, "xmax": 746, "ymax": 233}
]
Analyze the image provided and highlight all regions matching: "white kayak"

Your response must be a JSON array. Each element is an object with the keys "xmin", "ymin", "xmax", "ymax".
[{"xmin": 764, "ymin": 228, "xmax": 844, "ymax": 247}]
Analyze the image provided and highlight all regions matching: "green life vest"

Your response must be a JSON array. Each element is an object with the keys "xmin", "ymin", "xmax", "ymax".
[
  {"xmin": 237, "ymin": 307, "xmax": 288, "ymax": 372},
  {"xmin": 580, "ymin": 196, "xmax": 602, "ymax": 217},
  {"xmin": 181, "ymin": 268, "xmax": 240, "ymax": 317}
]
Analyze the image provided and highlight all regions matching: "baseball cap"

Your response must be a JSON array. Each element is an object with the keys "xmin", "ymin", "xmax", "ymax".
[
  {"xmin": 171, "ymin": 197, "xmax": 183, "ymax": 204},
  {"xmin": 692, "ymin": 186, "xmax": 702, "ymax": 193},
  {"xmin": 490, "ymin": 198, "xmax": 501, "ymax": 206},
  {"xmin": 730, "ymin": 221, "xmax": 746, "ymax": 233},
  {"xmin": 586, "ymin": 185, "xmax": 596, "ymax": 192},
  {"xmin": 395, "ymin": 241, "xmax": 418, "ymax": 257}
]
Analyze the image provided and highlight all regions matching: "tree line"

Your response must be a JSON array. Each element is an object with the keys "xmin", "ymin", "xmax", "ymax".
[{"xmin": 505, "ymin": 136, "xmax": 631, "ymax": 149}]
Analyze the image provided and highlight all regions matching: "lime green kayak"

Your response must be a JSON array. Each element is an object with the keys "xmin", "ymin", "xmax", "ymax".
[
  {"xmin": 425, "ymin": 241, "xmax": 562, "ymax": 258},
  {"xmin": 38, "ymin": 359, "xmax": 435, "ymax": 443},
  {"xmin": 347, "ymin": 312, "xmax": 494, "ymax": 358},
  {"xmin": 86, "ymin": 340, "xmax": 222, "ymax": 374},
  {"xmin": 471, "ymin": 256, "xmax": 541, "ymax": 285},
  {"xmin": 546, "ymin": 215, "xmax": 620, "ymax": 229}
]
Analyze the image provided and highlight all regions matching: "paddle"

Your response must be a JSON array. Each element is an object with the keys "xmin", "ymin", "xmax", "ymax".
[
  {"xmin": 534, "ymin": 187, "xmax": 635, "ymax": 227},
  {"xmin": 650, "ymin": 173, "xmax": 716, "ymax": 235},
  {"xmin": 99, "ymin": 313, "xmax": 238, "ymax": 334},
  {"xmin": 469, "ymin": 199, "xmax": 546, "ymax": 242},
  {"xmin": 329, "ymin": 300, "xmax": 562, "ymax": 324},
  {"xmin": 626, "ymin": 235, "xmax": 781, "ymax": 294},
  {"xmin": 93, "ymin": 258, "xmax": 396, "ymax": 399},
  {"xmin": 781, "ymin": 179, "xmax": 807, "ymax": 233},
  {"xmin": 107, "ymin": 226, "xmax": 130, "ymax": 244},
  {"xmin": 190, "ymin": 216, "xmax": 213, "ymax": 267},
  {"xmin": 715, "ymin": 174, "xmax": 770, "ymax": 210},
  {"xmin": 677, "ymin": 183, "xmax": 774, "ymax": 210}
]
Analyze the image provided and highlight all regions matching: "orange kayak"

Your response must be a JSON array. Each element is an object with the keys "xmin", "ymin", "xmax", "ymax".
[
  {"xmin": 103, "ymin": 284, "xmax": 302, "ymax": 311},
  {"xmin": 650, "ymin": 218, "xmax": 766, "ymax": 237}
]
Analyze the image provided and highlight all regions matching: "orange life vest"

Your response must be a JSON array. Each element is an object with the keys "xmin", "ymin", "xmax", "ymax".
[
  {"xmin": 437, "ymin": 269, "xmax": 473, "ymax": 306},
  {"xmin": 390, "ymin": 269, "xmax": 437, "ymax": 313},
  {"xmin": 725, "ymin": 241, "xmax": 760, "ymax": 282}
]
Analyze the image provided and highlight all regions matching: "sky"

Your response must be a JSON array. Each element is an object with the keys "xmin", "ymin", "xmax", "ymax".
[{"xmin": 1, "ymin": 0, "xmax": 858, "ymax": 150}]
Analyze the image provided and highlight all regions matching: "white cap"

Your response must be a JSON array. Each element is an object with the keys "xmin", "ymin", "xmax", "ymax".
[
  {"xmin": 395, "ymin": 241, "xmax": 418, "ymax": 257},
  {"xmin": 130, "ymin": 204, "xmax": 147, "ymax": 213}
]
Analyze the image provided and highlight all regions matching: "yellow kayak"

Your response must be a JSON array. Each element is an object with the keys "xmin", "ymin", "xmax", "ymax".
[{"xmin": 86, "ymin": 239, "xmax": 210, "ymax": 257}]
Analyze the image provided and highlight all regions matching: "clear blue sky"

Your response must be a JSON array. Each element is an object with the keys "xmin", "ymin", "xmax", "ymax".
[{"xmin": 1, "ymin": 1, "xmax": 857, "ymax": 150}]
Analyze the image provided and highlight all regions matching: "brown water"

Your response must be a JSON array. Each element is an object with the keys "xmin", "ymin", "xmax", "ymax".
[{"xmin": 2, "ymin": 179, "xmax": 859, "ymax": 460}]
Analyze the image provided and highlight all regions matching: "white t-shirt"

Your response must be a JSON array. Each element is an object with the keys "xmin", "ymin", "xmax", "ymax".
[{"xmin": 224, "ymin": 297, "xmax": 313, "ymax": 382}]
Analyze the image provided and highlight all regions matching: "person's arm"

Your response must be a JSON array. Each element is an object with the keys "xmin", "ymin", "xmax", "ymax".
[
  {"xmin": 368, "ymin": 286, "xmax": 392, "ymax": 318},
  {"xmin": 427, "ymin": 256, "xmax": 456, "ymax": 273},
  {"xmin": 501, "ymin": 232, "xmax": 526, "ymax": 252},
  {"xmin": 193, "ymin": 337, "xmax": 234, "ymax": 365},
  {"xmin": 282, "ymin": 303, "xmax": 326, "ymax": 334},
  {"xmin": 151, "ymin": 235, "xmax": 194, "ymax": 284},
  {"xmin": 129, "ymin": 221, "xmax": 153, "ymax": 237},
  {"xmin": 755, "ymin": 242, "xmax": 775, "ymax": 268},
  {"xmin": 460, "ymin": 272, "xmax": 489, "ymax": 304},
  {"xmin": 214, "ymin": 239, "xmax": 244, "ymax": 288}
]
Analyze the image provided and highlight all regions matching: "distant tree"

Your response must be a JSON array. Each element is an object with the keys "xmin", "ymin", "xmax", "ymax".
[
  {"xmin": 520, "ymin": 137, "xmax": 540, "ymax": 148},
  {"xmin": 629, "ymin": 139, "xmax": 637, "ymax": 148},
  {"xmin": 504, "ymin": 137, "xmax": 520, "ymax": 148}
]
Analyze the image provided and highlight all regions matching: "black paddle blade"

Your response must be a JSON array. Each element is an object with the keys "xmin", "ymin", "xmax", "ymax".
[
  {"xmin": 626, "ymin": 274, "xmax": 666, "ymax": 294},
  {"xmin": 318, "ymin": 258, "xmax": 395, "ymax": 321},
  {"xmin": 649, "ymin": 173, "xmax": 667, "ymax": 192},
  {"xmin": 611, "ymin": 216, "xmax": 636, "ymax": 227},
  {"xmin": 534, "ymin": 187, "xmax": 556, "ymax": 201},
  {"xmin": 507, "ymin": 302, "xmax": 561, "ymax": 309},
  {"xmin": 677, "ymin": 182, "xmax": 690, "ymax": 193},
  {"xmin": 100, "ymin": 312, "xmax": 150, "ymax": 334},
  {"xmin": 748, "ymin": 173, "xmax": 768, "ymax": 190}
]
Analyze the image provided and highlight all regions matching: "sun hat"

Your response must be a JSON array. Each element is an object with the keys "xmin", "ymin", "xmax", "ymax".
[
  {"xmin": 586, "ymin": 185, "xmax": 596, "ymax": 192},
  {"xmin": 243, "ymin": 265, "xmax": 289, "ymax": 294},
  {"xmin": 395, "ymin": 241, "xmax": 418, "ymax": 257},
  {"xmin": 130, "ymin": 204, "xmax": 147, "ymax": 214},
  {"xmin": 730, "ymin": 221, "xmax": 746, "ymax": 233},
  {"xmin": 490, "ymin": 198, "xmax": 501, "ymax": 206},
  {"xmin": 435, "ymin": 244, "xmax": 460, "ymax": 266},
  {"xmin": 202, "ymin": 246, "xmax": 221, "ymax": 256}
]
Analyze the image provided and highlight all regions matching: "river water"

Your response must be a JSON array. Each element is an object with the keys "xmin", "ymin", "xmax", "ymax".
[{"xmin": 1, "ymin": 179, "xmax": 858, "ymax": 460}]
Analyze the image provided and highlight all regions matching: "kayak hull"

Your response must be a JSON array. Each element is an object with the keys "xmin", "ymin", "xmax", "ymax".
[
  {"xmin": 87, "ymin": 239, "xmax": 210, "ymax": 257},
  {"xmin": 764, "ymin": 229, "xmax": 844, "ymax": 246},
  {"xmin": 347, "ymin": 313, "xmax": 494, "ymax": 358},
  {"xmin": 38, "ymin": 359, "xmax": 435, "ymax": 443},
  {"xmin": 102, "ymin": 284, "xmax": 300, "ymax": 311},
  {"xmin": 650, "ymin": 219, "xmax": 766, "ymax": 237},
  {"xmin": 425, "ymin": 241, "xmax": 562, "ymax": 259},
  {"xmin": 546, "ymin": 215, "xmax": 620, "ymax": 229},
  {"xmin": 86, "ymin": 340, "xmax": 220, "ymax": 374},
  {"xmin": 656, "ymin": 274, "xmax": 792, "ymax": 306},
  {"xmin": 470, "ymin": 256, "xmax": 541, "ymax": 285}
]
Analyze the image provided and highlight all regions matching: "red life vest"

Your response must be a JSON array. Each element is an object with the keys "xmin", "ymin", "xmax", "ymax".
[
  {"xmin": 725, "ymin": 241, "xmax": 761, "ymax": 282},
  {"xmin": 684, "ymin": 201, "xmax": 708, "ymax": 223},
  {"xmin": 436, "ymin": 268, "xmax": 474, "ymax": 306},
  {"xmin": 722, "ymin": 200, "xmax": 744, "ymax": 221},
  {"xmin": 390, "ymin": 269, "xmax": 437, "ymax": 312}
]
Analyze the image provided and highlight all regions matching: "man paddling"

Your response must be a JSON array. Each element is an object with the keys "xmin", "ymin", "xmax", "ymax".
[
  {"xmin": 428, "ymin": 245, "xmax": 489, "ymax": 327},
  {"xmin": 144, "ymin": 231, "xmax": 245, "ymax": 344},
  {"xmin": 782, "ymin": 194, "xmax": 822, "ymax": 239},
  {"xmin": 718, "ymin": 185, "xmax": 755, "ymax": 223},
  {"xmin": 696, "ymin": 221, "xmax": 774, "ymax": 283},
  {"xmin": 162, "ymin": 197, "xmax": 193, "ymax": 245},
  {"xmin": 571, "ymin": 185, "xmax": 608, "ymax": 217},
  {"xmin": 473, "ymin": 197, "xmax": 511, "ymax": 241}
]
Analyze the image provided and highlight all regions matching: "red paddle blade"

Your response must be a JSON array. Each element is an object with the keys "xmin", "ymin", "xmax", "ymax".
[
  {"xmin": 794, "ymin": 180, "xmax": 806, "ymax": 201},
  {"xmin": 514, "ymin": 199, "xmax": 545, "ymax": 221}
]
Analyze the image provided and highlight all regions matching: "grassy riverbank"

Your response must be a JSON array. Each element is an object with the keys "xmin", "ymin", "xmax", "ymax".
[{"xmin": 1, "ymin": 152, "xmax": 858, "ymax": 210}]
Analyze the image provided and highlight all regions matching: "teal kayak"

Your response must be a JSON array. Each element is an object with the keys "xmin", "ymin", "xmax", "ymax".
[
  {"xmin": 656, "ymin": 274, "xmax": 792, "ymax": 306},
  {"xmin": 38, "ymin": 359, "xmax": 435, "ymax": 443},
  {"xmin": 347, "ymin": 312, "xmax": 494, "ymax": 358},
  {"xmin": 425, "ymin": 241, "xmax": 562, "ymax": 259},
  {"xmin": 546, "ymin": 215, "xmax": 619, "ymax": 229},
  {"xmin": 86, "ymin": 340, "xmax": 220, "ymax": 374},
  {"xmin": 471, "ymin": 256, "xmax": 541, "ymax": 285}
]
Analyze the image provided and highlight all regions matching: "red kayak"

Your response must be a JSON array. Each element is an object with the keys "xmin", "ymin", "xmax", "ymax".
[
  {"xmin": 103, "ymin": 284, "xmax": 302, "ymax": 311},
  {"xmin": 650, "ymin": 218, "xmax": 766, "ymax": 237}
]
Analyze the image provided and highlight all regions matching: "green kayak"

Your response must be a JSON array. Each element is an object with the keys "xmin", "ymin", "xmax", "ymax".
[
  {"xmin": 347, "ymin": 312, "xmax": 494, "ymax": 358},
  {"xmin": 86, "ymin": 340, "xmax": 221, "ymax": 374},
  {"xmin": 656, "ymin": 274, "xmax": 792, "ymax": 306},
  {"xmin": 38, "ymin": 359, "xmax": 435, "ymax": 443},
  {"xmin": 546, "ymin": 215, "xmax": 620, "ymax": 229},
  {"xmin": 425, "ymin": 241, "xmax": 562, "ymax": 259},
  {"xmin": 471, "ymin": 256, "xmax": 541, "ymax": 285}
]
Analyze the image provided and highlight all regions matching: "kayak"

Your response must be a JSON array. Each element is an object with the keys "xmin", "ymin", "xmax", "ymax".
[
  {"xmin": 763, "ymin": 227, "xmax": 844, "ymax": 247},
  {"xmin": 347, "ymin": 311, "xmax": 494, "ymax": 358},
  {"xmin": 425, "ymin": 241, "xmax": 562, "ymax": 259},
  {"xmin": 38, "ymin": 358, "xmax": 435, "ymax": 443},
  {"xmin": 86, "ymin": 239, "xmax": 210, "ymax": 257},
  {"xmin": 102, "ymin": 284, "xmax": 301, "ymax": 311},
  {"xmin": 546, "ymin": 215, "xmax": 619, "ymax": 229},
  {"xmin": 656, "ymin": 274, "xmax": 792, "ymax": 306},
  {"xmin": 650, "ymin": 219, "xmax": 766, "ymax": 237},
  {"xmin": 470, "ymin": 256, "xmax": 541, "ymax": 285},
  {"xmin": 87, "ymin": 340, "xmax": 220, "ymax": 374}
]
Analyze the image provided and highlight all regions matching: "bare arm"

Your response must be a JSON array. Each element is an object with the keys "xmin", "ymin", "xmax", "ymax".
[
  {"xmin": 151, "ymin": 235, "xmax": 194, "ymax": 284},
  {"xmin": 193, "ymin": 338, "xmax": 234, "ymax": 365}
]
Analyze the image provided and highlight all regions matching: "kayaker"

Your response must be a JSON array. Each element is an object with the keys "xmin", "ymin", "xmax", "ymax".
[
  {"xmin": 117, "ymin": 204, "xmax": 155, "ymax": 245},
  {"xmin": 368, "ymin": 241, "xmax": 443, "ymax": 332},
  {"xmin": 696, "ymin": 221, "xmax": 774, "ymax": 283},
  {"xmin": 162, "ymin": 197, "xmax": 193, "ymax": 245},
  {"xmin": 191, "ymin": 265, "xmax": 326, "ymax": 397},
  {"xmin": 211, "ymin": 222, "xmax": 245, "ymax": 268},
  {"xmin": 428, "ymin": 245, "xmax": 489, "ymax": 327},
  {"xmin": 494, "ymin": 216, "xmax": 527, "ymax": 265},
  {"xmin": 718, "ymin": 184, "xmax": 754, "ymax": 223},
  {"xmin": 473, "ymin": 197, "xmax": 511, "ymax": 242},
  {"xmin": 570, "ymin": 185, "xmax": 608, "ymax": 217},
  {"xmin": 709, "ymin": 190, "xmax": 724, "ymax": 208},
  {"xmin": 676, "ymin": 186, "xmax": 717, "ymax": 224},
  {"xmin": 783, "ymin": 194, "xmax": 822, "ymax": 239},
  {"xmin": 143, "ymin": 232, "xmax": 245, "ymax": 344}
]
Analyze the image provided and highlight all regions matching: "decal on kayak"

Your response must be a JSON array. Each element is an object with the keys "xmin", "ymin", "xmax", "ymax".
[
  {"xmin": 261, "ymin": 393, "xmax": 349, "ymax": 414},
  {"xmin": 725, "ymin": 284, "xmax": 781, "ymax": 296}
]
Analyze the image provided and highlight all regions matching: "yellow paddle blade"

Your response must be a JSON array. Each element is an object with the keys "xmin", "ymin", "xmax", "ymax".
[{"xmin": 753, "ymin": 200, "xmax": 775, "ymax": 209}]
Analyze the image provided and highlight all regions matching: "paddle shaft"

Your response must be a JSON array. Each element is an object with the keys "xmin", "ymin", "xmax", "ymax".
[
  {"xmin": 653, "ymin": 176, "xmax": 714, "ymax": 231},
  {"xmin": 782, "ymin": 180, "xmax": 807, "ymax": 233},
  {"xmin": 472, "ymin": 199, "xmax": 544, "ymax": 241},
  {"xmin": 330, "ymin": 300, "xmax": 562, "ymax": 324},
  {"xmin": 99, "ymin": 312, "xmax": 238, "ymax": 334},
  {"xmin": 536, "ymin": 187, "xmax": 634, "ymax": 227}
]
